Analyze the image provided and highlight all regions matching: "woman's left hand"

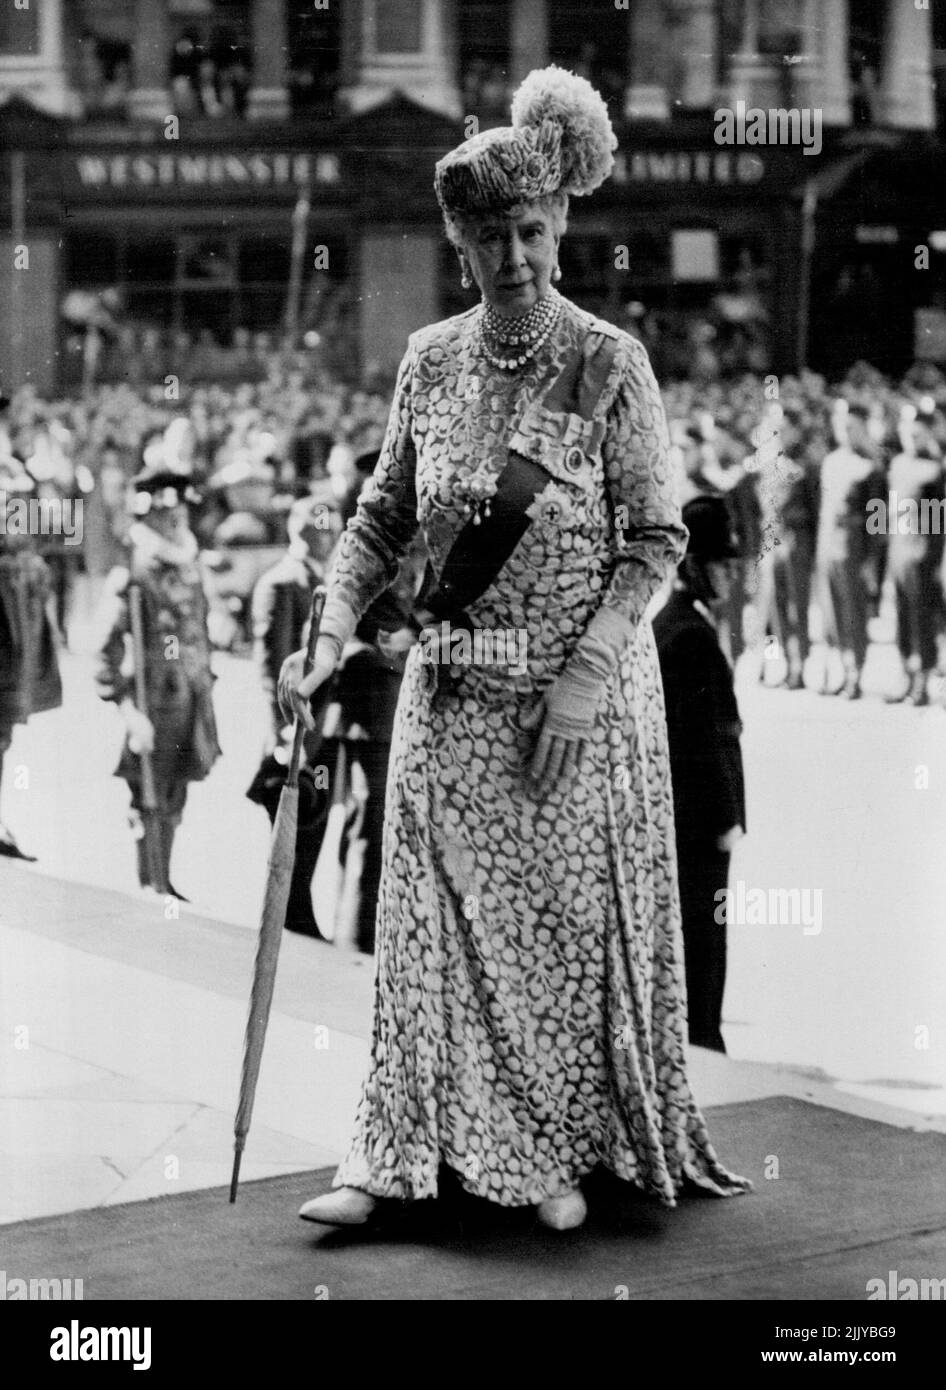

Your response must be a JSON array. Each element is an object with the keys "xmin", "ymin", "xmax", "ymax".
[{"xmin": 521, "ymin": 701, "xmax": 584, "ymax": 799}]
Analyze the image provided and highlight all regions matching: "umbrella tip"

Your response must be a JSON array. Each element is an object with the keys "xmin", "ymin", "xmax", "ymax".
[{"xmin": 229, "ymin": 1149, "xmax": 243, "ymax": 1203}]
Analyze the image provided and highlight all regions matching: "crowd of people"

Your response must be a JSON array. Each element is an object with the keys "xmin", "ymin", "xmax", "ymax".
[{"xmin": 2, "ymin": 351, "xmax": 945, "ymax": 886}]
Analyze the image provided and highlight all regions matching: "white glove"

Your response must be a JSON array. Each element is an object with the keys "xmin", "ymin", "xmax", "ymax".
[{"xmin": 122, "ymin": 703, "xmax": 155, "ymax": 756}]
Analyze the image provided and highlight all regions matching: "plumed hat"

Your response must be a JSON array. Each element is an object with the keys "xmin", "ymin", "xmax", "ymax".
[{"xmin": 434, "ymin": 66, "xmax": 617, "ymax": 220}]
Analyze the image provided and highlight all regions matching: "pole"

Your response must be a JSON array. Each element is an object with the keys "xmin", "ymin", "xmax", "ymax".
[{"xmin": 796, "ymin": 179, "xmax": 818, "ymax": 374}]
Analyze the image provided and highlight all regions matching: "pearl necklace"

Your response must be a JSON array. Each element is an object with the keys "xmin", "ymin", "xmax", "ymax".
[{"xmin": 478, "ymin": 290, "xmax": 562, "ymax": 371}]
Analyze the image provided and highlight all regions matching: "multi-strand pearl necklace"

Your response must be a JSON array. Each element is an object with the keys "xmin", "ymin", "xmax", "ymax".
[{"xmin": 478, "ymin": 289, "xmax": 562, "ymax": 371}]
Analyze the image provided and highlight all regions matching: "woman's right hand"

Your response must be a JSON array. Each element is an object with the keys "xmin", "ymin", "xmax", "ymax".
[
  {"xmin": 277, "ymin": 636, "xmax": 339, "ymax": 731},
  {"xmin": 120, "ymin": 700, "xmax": 155, "ymax": 756}
]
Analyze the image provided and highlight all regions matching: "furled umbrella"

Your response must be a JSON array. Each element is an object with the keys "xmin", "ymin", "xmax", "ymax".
[{"xmin": 230, "ymin": 585, "xmax": 326, "ymax": 1202}]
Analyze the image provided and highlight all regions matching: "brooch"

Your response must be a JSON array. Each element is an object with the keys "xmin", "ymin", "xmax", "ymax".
[{"xmin": 526, "ymin": 481, "xmax": 573, "ymax": 529}]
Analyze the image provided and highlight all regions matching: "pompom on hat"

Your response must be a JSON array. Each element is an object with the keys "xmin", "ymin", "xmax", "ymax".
[{"xmin": 434, "ymin": 66, "xmax": 617, "ymax": 220}]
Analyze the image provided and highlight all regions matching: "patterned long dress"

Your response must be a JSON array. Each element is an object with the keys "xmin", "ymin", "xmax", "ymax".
[{"xmin": 319, "ymin": 296, "xmax": 751, "ymax": 1208}]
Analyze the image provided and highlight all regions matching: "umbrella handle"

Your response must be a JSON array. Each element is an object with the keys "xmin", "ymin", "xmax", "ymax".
[{"xmin": 286, "ymin": 586, "xmax": 327, "ymax": 790}]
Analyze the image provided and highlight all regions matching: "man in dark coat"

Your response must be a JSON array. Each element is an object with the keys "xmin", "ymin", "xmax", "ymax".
[
  {"xmin": 249, "ymin": 488, "xmax": 341, "ymax": 939},
  {"xmin": 0, "ymin": 452, "xmax": 63, "ymax": 860},
  {"xmin": 815, "ymin": 402, "xmax": 885, "ymax": 699},
  {"xmin": 250, "ymin": 462, "xmax": 412, "ymax": 951},
  {"xmin": 654, "ymin": 495, "xmax": 746, "ymax": 1053}
]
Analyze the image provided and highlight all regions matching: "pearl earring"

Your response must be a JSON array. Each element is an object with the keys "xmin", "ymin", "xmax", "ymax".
[
  {"xmin": 552, "ymin": 264, "xmax": 562, "ymax": 283},
  {"xmin": 461, "ymin": 269, "xmax": 472, "ymax": 289}
]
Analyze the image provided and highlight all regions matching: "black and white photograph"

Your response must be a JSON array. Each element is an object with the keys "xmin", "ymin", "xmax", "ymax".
[{"xmin": 1, "ymin": 0, "xmax": 944, "ymax": 1336}]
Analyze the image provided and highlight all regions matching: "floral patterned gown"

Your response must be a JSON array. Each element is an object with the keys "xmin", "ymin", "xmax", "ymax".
[{"xmin": 319, "ymin": 295, "xmax": 750, "ymax": 1208}]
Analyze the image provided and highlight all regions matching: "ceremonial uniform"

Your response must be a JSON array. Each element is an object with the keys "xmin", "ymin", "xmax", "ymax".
[
  {"xmin": 94, "ymin": 471, "xmax": 220, "ymax": 894},
  {"xmin": 0, "ymin": 448, "xmax": 63, "ymax": 859}
]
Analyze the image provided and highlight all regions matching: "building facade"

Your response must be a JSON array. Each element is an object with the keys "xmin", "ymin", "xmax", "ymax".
[{"xmin": 1, "ymin": 0, "xmax": 944, "ymax": 392}]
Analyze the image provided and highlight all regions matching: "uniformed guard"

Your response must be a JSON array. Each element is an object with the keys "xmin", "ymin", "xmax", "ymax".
[
  {"xmin": 0, "ymin": 446, "xmax": 63, "ymax": 860},
  {"xmin": 93, "ymin": 458, "xmax": 220, "ymax": 898}
]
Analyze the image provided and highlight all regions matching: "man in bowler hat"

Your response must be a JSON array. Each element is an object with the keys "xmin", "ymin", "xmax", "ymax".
[{"xmin": 654, "ymin": 495, "xmax": 746, "ymax": 1052}]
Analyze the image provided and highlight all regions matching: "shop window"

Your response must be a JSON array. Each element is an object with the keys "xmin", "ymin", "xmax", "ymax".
[
  {"xmin": 288, "ymin": 1, "xmax": 342, "ymax": 118},
  {"xmin": 0, "ymin": 5, "xmax": 39, "ymax": 55},
  {"xmin": 849, "ymin": 0, "xmax": 885, "ymax": 126},
  {"xmin": 179, "ymin": 236, "xmax": 237, "ymax": 285},
  {"xmin": 546, "ymin": 0, "xmax": 628, "ymax": 113},
  {"xmin": 374, "ymin": 0, "xmax": 423, "ymax": 54},
  {"xmin": 169, "ymin": 1, "xmax": 252, "ymax": 119},
  {"xmin": 66, "ymin": 232, "xmax": 119, "ymax": 287},
  {"xmin": 457, "ymin": 0, "xmax": 511, "ymax": 120},
  {"xmin": 239, "ymin": 236, "xmax": 292, "ymax": 284},
  {"xmin": 125, "ymin": 239, "xmax": 177, "ymax": 286}
]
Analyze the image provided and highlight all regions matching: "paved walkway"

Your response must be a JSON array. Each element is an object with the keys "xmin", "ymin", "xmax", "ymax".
[{"xmin": 2, "ymin": 861, "xmax": 942, "ymax": 1228}]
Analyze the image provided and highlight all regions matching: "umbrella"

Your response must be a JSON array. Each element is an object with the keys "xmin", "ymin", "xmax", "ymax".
[{"xmin": 229, "ymin": 585, "xmax": 327, "ymax": 1202}]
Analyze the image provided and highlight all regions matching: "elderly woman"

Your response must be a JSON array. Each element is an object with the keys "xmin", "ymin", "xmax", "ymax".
[{"xmin": 279, "ymin": 67, "xmax": 749, "ymax": 1230}]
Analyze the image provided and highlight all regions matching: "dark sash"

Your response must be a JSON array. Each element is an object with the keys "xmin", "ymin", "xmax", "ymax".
[{"xmin": 411, "ymin": 331, "xmax": 620, "ymax": 633}]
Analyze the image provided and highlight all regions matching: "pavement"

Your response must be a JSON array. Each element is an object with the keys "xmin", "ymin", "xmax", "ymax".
[
  {"xmin": 1, "ymin": 853, "xmax": 943, "ymax": 1232},
  {"xmin": 1, "ymin": 582, "xmax": 944, "ymax": 1250}
]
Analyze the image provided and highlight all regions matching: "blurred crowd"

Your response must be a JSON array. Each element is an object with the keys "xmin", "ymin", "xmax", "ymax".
[
  {"xmin": 666, "ymin": 358, "xmax": 946, "ymax": 704},
  {"xmin": 3, "ymin": 355, "xmax": 946, "ymax": 692},
  {"xmin": 2, "ymin": 352, "xmax": 946, "ymax": 916}
]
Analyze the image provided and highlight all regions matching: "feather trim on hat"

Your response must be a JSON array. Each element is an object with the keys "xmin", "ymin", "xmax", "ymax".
[{"xmin": 511, "ymin": 65, "xmax": 617, "ymax": 197}]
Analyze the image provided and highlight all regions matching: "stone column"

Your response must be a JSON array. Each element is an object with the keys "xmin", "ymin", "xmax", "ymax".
[
  {"xmin": 624, "ymin": 0, "xmax": 669, "ymax": 119},
  {"xmin": 676, "ymin": 0, "xmax": 719, "ymax": 110},
  {"xmin": 727, "ymin": 0, "xmax": 780, "ymax": 109},
  {"xmin": 819, "ymin": 0, "xmax": 851, "ymax": 126},
  {"xmin": 877, "ymin": 0, "xmax": 934, "ymax": 129},
  {"xmin": 509, "ymin": 0, "xmax": 547, "ymax": 87},
  {"xmin": 341, "ymin": 0, "xmax": 461, "ymax": 117},
  {"xmin": 791, "ymin": 0, "xmax": 822, "ymax": 111},
  {"xmin": 247, "ymin": 0, "xmax": 290, "ymax": 121},
  {"xmin": 128, "ymin": 0, "xmax": 171, "ymax": 121}
]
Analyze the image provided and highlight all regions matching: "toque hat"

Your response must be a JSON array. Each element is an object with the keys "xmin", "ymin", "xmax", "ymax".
[{"xmin": 434, "ymin": 66, "xmax": 617, "ymax": 221}]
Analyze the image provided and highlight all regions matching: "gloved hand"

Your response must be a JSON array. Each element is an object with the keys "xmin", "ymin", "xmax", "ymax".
[
  {"xmin": 277, "ymin": 634, "xmax": 342, "ymax": 730},
  {"xmin": 121, "ymin": 701, "xmax": 155, "ymax": 756},
  {"xmin": 524, "ymin": 606, "xmax": 633, "ymax": 797}
]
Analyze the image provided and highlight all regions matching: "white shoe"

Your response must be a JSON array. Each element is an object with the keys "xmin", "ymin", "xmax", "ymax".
[
  {"xmin": 536, "ymin": 1190, "xmax": 587, "ymax": 1230},
  {"xmin": 298, "ymin": 1187, "xmax": 378, "ymax": 1226}
]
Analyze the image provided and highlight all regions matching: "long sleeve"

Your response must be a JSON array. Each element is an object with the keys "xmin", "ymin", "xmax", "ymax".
[
  {"xmin": 320, "ymin": 341, "xmax": 420, "ymax": 652},
  {"xmin": 598, "ymin": 337, "xmax": 688, "ymax": 625},
  {"xmin": 569, "ymin": 336, "xmax": 688, "ymax": 672}
]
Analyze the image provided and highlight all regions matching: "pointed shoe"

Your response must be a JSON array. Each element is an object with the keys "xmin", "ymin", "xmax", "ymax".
[
  {"xmin": 536, "ymin": 1191, "xmax": 587, "ymax": 1231},
  {"xmin": 298, "ymin": 1187, "xmax": 378, "ymax": 1226}
]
